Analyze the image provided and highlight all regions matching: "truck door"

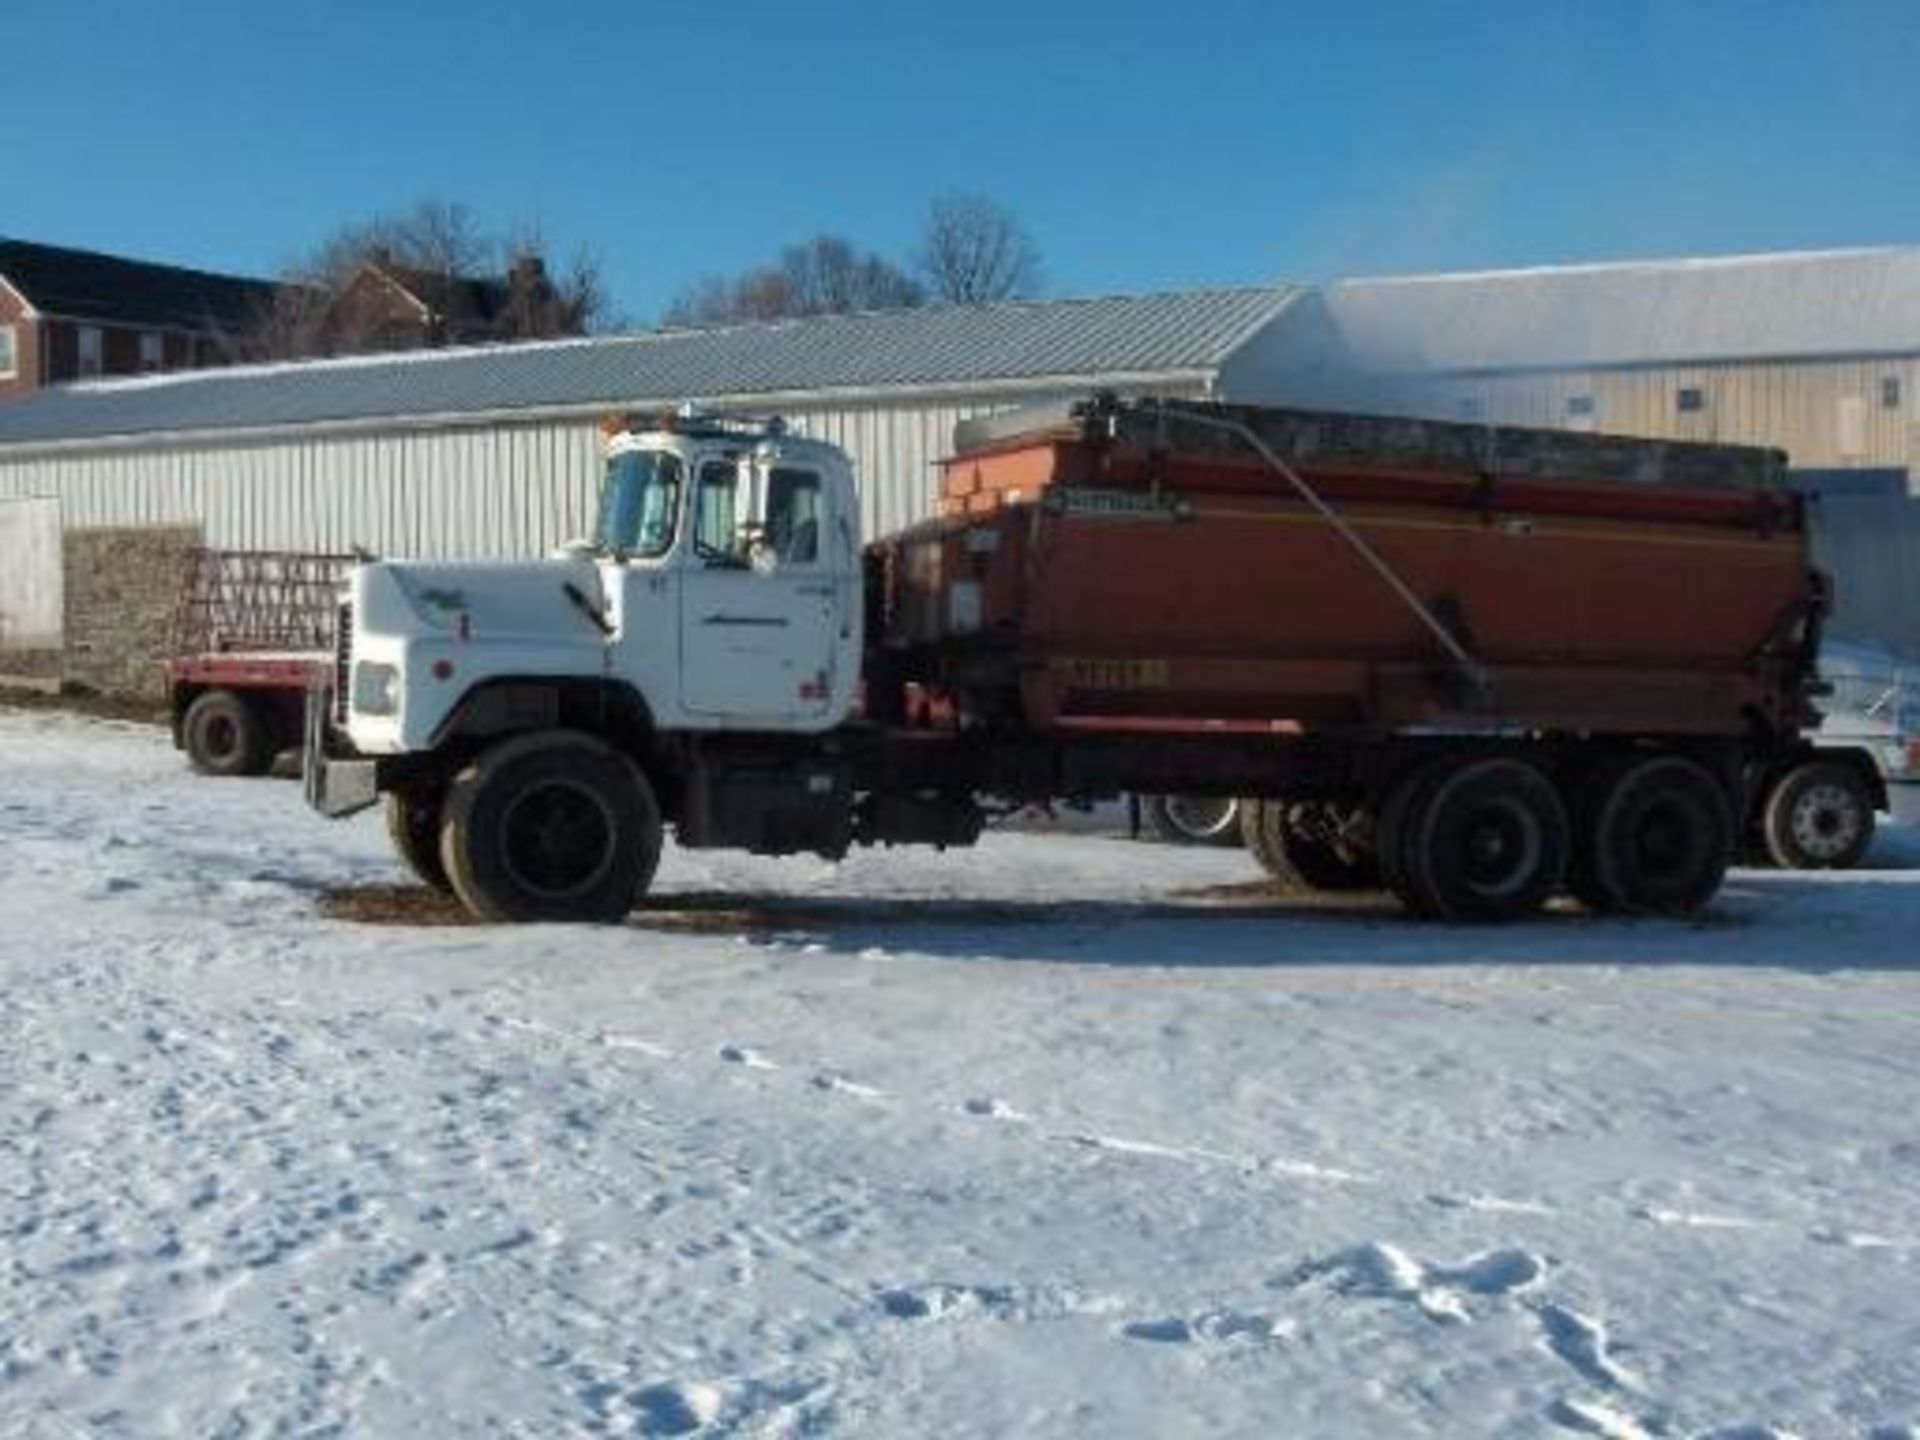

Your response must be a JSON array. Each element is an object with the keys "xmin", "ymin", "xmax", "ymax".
[{"xmin": 679, "ymin": 457, "xmax": 839, "ymax": 723}]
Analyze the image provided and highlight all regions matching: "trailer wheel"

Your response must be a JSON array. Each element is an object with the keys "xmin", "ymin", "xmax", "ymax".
[
  {"xmin": 182, "ymin": 689, "xmax": 274, "ymax": 777},
  {"xmin": 1762, "ymin": 761, "xmax": 1875, "ymax": 870},
  {"xmin": 440, "ymin": 731, "xmax": 661, "ymax": 924},
  {"xmin": 1144, "ymin": 795, "xmax": 1243, "ymax": 847},
  {"xmin": 385, "ymin": 787, "xmax": 452, "ymax": 893},
  {"xmin": 1398, "ymin": 757, "xmax": 1568, "ymax": 922},
  {"xmin": 1581, "ymin": 755, "xmax": 1732, "ymax": 915},
  {"xmin": 1242, "ymin": 800, "xmax": 1379, "ymax": 890}
]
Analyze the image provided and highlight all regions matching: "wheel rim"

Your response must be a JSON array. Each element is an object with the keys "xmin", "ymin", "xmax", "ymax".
[
  {"xmin": 1163, "ymin": 796, "xmax": 1238, "ymax": 840},
  {"xmin": 1455, "ymin": 798, "xmax": 1543, "ymax": 899},
  {"xmin": 202, "ymin": 715, "xmax": 238, "ymax": 760},
  {"xmin": 499, "ymin": 780, "xmax": 618, "ymax": 901},
  {"xmin": 1632, "ymin": 797, "xmax": 1701, "ymax": 882},
  {"xmin": 1789, "ymin": 782, "xmax": 1861, "ymax": 861}
]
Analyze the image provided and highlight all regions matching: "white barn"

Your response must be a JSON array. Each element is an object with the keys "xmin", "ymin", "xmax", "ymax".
[{"xmin": 0, "ymin": 287, "xmax": 1306, "ymax": 560}]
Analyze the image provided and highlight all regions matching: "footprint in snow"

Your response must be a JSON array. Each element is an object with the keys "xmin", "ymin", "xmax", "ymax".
[
  {"xmin": 717, "ymin": 1045, "xmax": 776, "ymax": 1070},
  {"xmin": 630, "ymin": 1380, "xmax": 724, "ymax": 1436},
  {"xmin": 1284, "ymin": 1242, "xmax": 1546, "ymax": 1325},
  {"xmin": 1535, "ymin": 1303, "xmax": 1641, "ymax": 1394},
  {"xmin": 1547, "ymin": 1396, "xmax": 1655, "ymax": 1440},
  {"xmin": 811, "ymin": 1072, "xmax": 884, "ymax": 1101},
  {"xmin": 1633, "ymin": 1206, "xmax": 1764, "ymax": 1231},
  {"xmin": 961, "ymin": 1096, "xmax": 1028, "ymax": 1121},
  {"xmin": 1121, "ymin": 1310, "xmax": 1295, "ymax": 1346}
]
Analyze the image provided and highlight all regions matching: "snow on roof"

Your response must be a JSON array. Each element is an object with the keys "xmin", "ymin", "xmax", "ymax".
[{"xmin": 1320, "ymin": 247, "xmax": 1920, "ymax": 374}]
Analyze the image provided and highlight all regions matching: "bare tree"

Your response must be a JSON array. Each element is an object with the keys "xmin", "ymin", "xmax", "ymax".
[
  {"xmin": 663, "ymin": 234, "xmax": 924, "ymax": 327},
  {"xmin": 917, "ymin": 194, "xmax": 1041, "ymax": 304},
  {"xmin": 239, "ymin": 201, "xmax": 606, "ymax": 359}
]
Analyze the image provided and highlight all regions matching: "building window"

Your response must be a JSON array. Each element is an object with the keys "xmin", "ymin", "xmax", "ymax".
[
  {"xmin": 0, "ymin": 323, "xmax": 16, "ymax": 379},
  {"xmin": 1566, "ymin": 394, "xmax": 1595, "ymax": 417},
  {"xmin": 1676, "ymin": 387, "xmax": 1706, "ymax": 414},
  {"xmin": 139, "ymin": 331, "xmax": 164, "ymax": 372},
  {"xmin": 1882, "ymin": 376, "xmax": 1902, "ymax": 410},
  {"xmin": 77, "ymin": 325, "xmax": 103, "ymax": 378},
  {"xmin": 1457, "ymin": 396, "xmax": 1485, "ymax": 421}
]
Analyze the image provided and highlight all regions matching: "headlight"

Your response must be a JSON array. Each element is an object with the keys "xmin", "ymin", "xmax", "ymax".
[{"xmin": 352, "ymin": 660, "xmax": 401, "ymax": 717}]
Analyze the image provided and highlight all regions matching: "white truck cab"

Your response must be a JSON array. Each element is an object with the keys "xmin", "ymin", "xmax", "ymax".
[{"xmin": 333, "ymin": 414, "xmax": 864, "ymax": 760}]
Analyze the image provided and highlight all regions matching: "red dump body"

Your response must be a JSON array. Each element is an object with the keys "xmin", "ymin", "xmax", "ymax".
[{"xmin": 870, "ymin": 402, "xmax": 1819, "ymax": 740}]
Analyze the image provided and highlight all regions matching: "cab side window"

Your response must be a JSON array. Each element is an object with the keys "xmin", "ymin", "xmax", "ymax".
[
  {"xmin": 693, "ymin": 460, "xmax": 740, "ymax": 562},
  {"xmin": 765, "ymin": 467, "xmax": 823, "ymax": 566}
]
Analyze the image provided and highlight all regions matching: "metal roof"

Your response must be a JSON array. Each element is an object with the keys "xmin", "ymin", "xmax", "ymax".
[
  {"xmin": 0, "ymin": 237, "xmax": 279, "ymax": 332},
  {"xmin": 1319, "ymin": 248, "xmax": 1920, "ymax": 374},
  {"xmin": 0, "ymin": 286, "xmax": 1300, "ymax": 449}
]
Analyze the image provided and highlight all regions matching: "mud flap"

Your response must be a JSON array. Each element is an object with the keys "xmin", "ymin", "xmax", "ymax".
[{"xmin": 302, "ymin": 682, "xmax": 379, "ymax": 818}]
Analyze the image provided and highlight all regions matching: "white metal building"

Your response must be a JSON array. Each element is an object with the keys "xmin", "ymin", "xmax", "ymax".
[
  {"xmin": 0, "ymin": 287, "xmax": 1305, "ymax": 560},
  {"xmin": 1283, "ymin": 248, "xmax": 1920, "ymax": 494}
]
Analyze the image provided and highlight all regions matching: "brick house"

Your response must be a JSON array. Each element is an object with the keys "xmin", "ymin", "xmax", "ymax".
[
  {"xmin": 0, "ymin": 239, "xmax": 281, "ymax": 402},
  {"xmin": 319, "ymin": 251, "xmax": 572, "ymax": 353}
]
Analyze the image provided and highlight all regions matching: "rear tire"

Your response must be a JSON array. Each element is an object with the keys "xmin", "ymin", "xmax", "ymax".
[
  {"xmin": 1762, "ymin": 761, "xmax": 1875, "ymax": 871},
  {"xmin": 1399, "ymin": 757, "xmax": 1568, "ymax": 922},
  {"xmin": 1581, "ymin": 755, "xmax": 1732, "ymax": 915},
  {"xmin": 1144, "ymin": 795, "xmax": 1243, "ymax": 847},
  {"xmin": 1241, "ymin": 799, "xmax": 1379, "ymax": 890},
  {"xmin": 182, "ymin": 689, "xmax": 273, "ymax": 777},
  {"xmin": 386, "ymin": 787, "xmax": 451, "ymax": 893},
  {"xmin": 440, "ymin": 731, "xmax": 662, "ymax": 923}
]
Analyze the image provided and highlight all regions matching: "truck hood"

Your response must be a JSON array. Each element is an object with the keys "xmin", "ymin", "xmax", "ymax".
[{"xmin": 359, "ymin": 557, "xmax": 609, "ymax": 645}]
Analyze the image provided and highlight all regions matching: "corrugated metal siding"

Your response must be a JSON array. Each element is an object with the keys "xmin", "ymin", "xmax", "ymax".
[
  {"xmin": 0, "ymin": 382, "xmax": 1209, "ymax": 559},
  {"xmin": 1365, "ymin": 358, "xmax": 1918, "ymax": 486}
]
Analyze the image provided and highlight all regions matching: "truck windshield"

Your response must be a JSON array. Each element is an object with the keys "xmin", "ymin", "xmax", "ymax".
[{"xmin": 596, "ymin": 450, "xmax": 683, "ymax": 557}]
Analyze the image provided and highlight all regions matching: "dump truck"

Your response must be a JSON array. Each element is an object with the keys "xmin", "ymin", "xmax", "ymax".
[
  {"xmin": 304, "ymin": 397, "xmax": 1826, "ymax": 924},
  {"xmin": 168, "ymin": 548, "xmax": 348, "ymax": 775}
]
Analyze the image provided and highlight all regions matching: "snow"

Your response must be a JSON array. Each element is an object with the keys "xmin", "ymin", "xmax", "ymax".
[{"xmin": 4, "ymin": 707, "xmax": 1920, "ymax": 1438}]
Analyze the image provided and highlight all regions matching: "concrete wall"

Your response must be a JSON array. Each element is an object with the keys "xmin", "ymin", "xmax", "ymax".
[{"xmin": 60, "ymin": 525, "xmax": 202, "ymax": 700}]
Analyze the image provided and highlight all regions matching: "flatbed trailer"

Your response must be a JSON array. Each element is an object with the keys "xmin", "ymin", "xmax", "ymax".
[
  {"xmin": 305, "ymin": 398, "xmax": 1825, "ymax": 924},
  {"xmin": 167, "ymin": 548, "xmax": 345, "ymax": 775}
]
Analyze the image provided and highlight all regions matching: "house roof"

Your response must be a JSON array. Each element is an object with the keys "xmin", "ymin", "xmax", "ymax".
[
  {"xmin": 354, "ymin": 260, "xmax": 514, "ymax": 325},
  {"xmin": 0, "ymin": 285, "xmax": 1300, "ymax": 449},
  {"xmin": 1319, "ymin": 247, "xmax": 1920, "ymax": 374},
  {"xmin": 0, "ymin": 238, "xmax": 281, "ymax": 334}
]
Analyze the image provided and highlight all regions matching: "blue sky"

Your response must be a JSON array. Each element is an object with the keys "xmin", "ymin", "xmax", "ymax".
[{"xmin": 5, "ymin": 0, "xmax": 1917, "ymax": 324}]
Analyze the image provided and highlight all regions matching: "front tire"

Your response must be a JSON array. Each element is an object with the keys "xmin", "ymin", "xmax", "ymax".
[
  {"xmin": 182, "ymin": 689, "xmax": 274, "ymax": 777},
  {"xmin": 440, "ymin": 731, "xmax": 662, "ymax": 923},
  {"xmin": 1762, "ymin": 761, "xmax": 1875, "ymax": 870},
  {"xmin": 386, "ymin": 787, "xmax": 452, "ymax": 893}
]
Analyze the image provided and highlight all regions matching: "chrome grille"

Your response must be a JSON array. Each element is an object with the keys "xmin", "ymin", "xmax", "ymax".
[{"xmin": 333, "ymin": 602, "xmax": 353, "ymax": 722}]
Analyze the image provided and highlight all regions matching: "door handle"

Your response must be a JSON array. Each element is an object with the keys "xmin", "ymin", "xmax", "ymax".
[{"xmin": 701, "ymin": 614, "xmax": 790, "ymax": 627}]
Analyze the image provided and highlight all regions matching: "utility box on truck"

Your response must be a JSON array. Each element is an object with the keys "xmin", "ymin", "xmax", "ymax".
[{"xmin": 305, "ymin": 398, "xmax": 1825, "ymax": 926}]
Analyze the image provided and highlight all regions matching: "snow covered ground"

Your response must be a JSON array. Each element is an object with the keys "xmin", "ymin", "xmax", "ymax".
[{"xmin": 3, "ymin": 708, "xmax": 1919, "ymax": 1439}]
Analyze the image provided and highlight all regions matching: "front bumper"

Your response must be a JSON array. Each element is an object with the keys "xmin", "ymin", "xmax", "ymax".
[{"xmin": 302, "ymin": 681, "xmax": 381, "ymax": 818}]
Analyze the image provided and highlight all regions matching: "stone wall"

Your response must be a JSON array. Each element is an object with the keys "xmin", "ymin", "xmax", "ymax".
[{"xmin": 61, "ymin": 525, "xmax": 203, "ymax": 701}]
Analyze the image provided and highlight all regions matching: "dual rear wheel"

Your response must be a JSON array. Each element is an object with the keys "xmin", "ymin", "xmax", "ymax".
[{"xmin": 1244, "ymin": 751, "xmax": 1736, "ymax": 921}]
